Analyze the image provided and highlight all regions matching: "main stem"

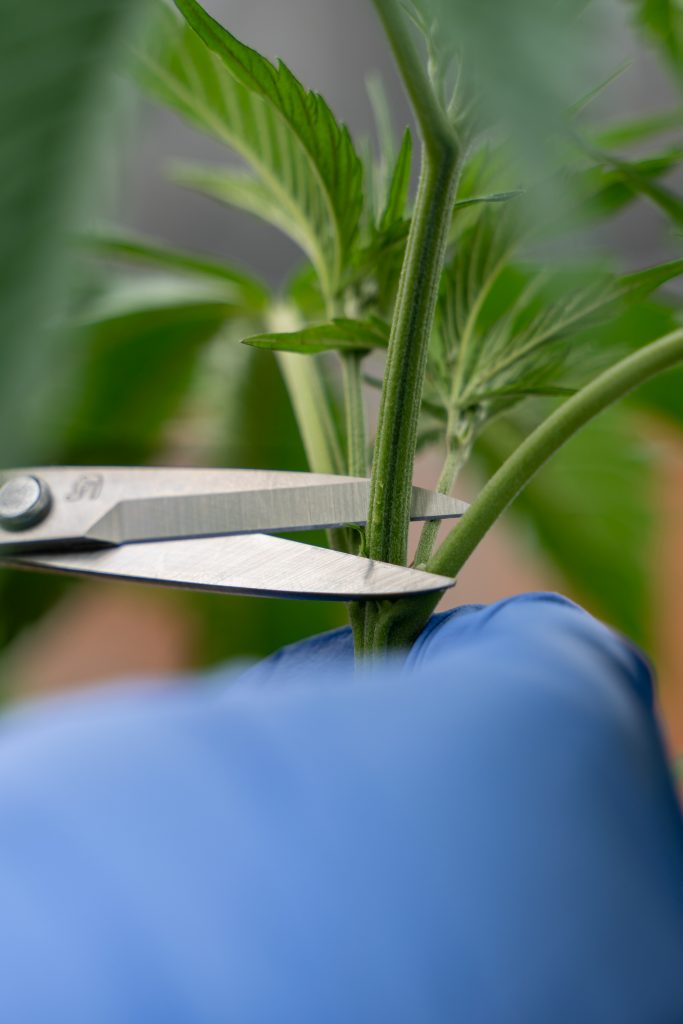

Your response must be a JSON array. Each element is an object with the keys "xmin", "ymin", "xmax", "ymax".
[
  {"xmin": 365, "ymin": 147, "xmax": 460, "ymax": 566},
  {"xmin": 349, "ymin": 0, "xmax": 460, "ymax": 657},
  {"xmin": 365, "ymin": 0, "xmax": 460, "ymax": 570}
]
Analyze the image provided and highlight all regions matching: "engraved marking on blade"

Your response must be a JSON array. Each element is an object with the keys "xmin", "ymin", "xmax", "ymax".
[{"xmin": 66, "ymin": 474, "xmax": 104, "ymax": 502}]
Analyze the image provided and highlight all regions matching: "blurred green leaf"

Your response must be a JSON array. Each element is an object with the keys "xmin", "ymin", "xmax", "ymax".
[
  {"xmin": 410, "ymin": 0, "xmax": 620, "ymax": 214},
  {"xmin": 474, "ymin": 406, "xmax": 655, "ymax": 647},
  {"xmin": 63, "ymin": 285, "xmax": 235, "ymax": 462},
  {"xmin": 551, "ymin": 146, "xmax": 683, "ymax": 228},
  {"xmin": 570, "ymin": 59, "xmax": 633, "ymax": 117},
  {"xmin": 637, "ymin": 363, "xmax": 683, "ymax": 426},
  {"xmin": 138, "ymin": 0, "xmax": 362, "ymax": 298},
  {"xmin": 85, "ymin": 229, "xmax": 269, "ymax": 310},
  {"xmin": 75, "ymin": 276, "xmax": 240, "ymax": 322},
  {"xmin": 0, "ymin": 0, "xmax": 143, "ymax": 467},
  {"xmin": 568, "ymin": 297, "xmax": 683, "ymax": 429},
  {"xmin": 593, "ymin": 108, "xmax": 683, "ymax": 148},
  {"xmin": 286, "ymin": 264, "xmax": 327, "ymax": 320},
  {"xmin": 452, "ymin": 191, "xmax": 524, "ymax": 210},
  {"xmin": 618, "ymin": 257, "xmax": 683, "ymax": 301},
  {"xmin": 473, "ymin": 385, "xmax": 577, "ymax": 400},
  {"xmin": 629, "ymin": 0, "xmax": 683, "ymax": 80},
  {"xmin": 243, "ymin": 318, "xmax": 389, "ymax": 354},
  {"xmin": 593, "ymin": 148, "xmax": 683, "ymax": 224}
]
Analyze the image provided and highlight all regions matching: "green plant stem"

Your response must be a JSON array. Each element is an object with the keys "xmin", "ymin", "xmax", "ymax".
[
  {"xmin": 365, "ymin": 152, "xmax": 458, "ymax": 565},
  {"xmin": 277, "ymin": 351, "xmax": 344, "ymax": 474},
  {"xmin": 413, "ymin": 440, "xmax": 468, "ymax": 567},
  {"xmin": 341, "ymin": 351, "xmax": 367, "ymax": 477},
  {"xmin": 268, "ymin": 304, "xmax": 344, "ymax": 476},
  {"xmin": 348, "ymin": 0, "xmax": 460, "ymax": 659},
  {"xmin": 371, "ymin": 0, "xmax": 457, "ymax": 159},
  {"xmin": 362, "ymin": 328, "xmax": 683, "ymax": 655},
  {"xmin": 365, "ymin": 0, "xmax": 460, "ymax": 571}
]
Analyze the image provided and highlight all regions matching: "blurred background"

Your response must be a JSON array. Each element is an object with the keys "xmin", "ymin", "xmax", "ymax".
[{"xmin": 1, "ymin": 0, "xmax": 682, "ymax": 761}]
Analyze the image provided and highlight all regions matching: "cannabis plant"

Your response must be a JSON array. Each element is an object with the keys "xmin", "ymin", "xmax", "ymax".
[{"xmin": 2, "ymin": 0, "xmax": 683, "ymax": 663}]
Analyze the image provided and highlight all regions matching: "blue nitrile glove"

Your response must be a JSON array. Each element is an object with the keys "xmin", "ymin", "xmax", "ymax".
[{"xmin": 0, "ymin": 592, "xmax": 682, "ymax": 1023}]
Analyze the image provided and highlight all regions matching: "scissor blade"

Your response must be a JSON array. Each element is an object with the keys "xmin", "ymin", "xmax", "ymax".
[
  {"xmin": 89, "ymin": 482, "xmax": 466, "ymax": 544},
  {"xmin": 4, "ymin": 534, "xmax": 455, "ymax": 600},
  {"xmin": 0, "ymin": 467, "xmax": 468, "ymax": 550}
]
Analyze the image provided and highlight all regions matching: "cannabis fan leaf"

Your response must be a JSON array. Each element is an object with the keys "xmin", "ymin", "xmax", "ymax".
[{"xmin": 136, "ymin": 0, "xmax": 363, "ymax": 303}]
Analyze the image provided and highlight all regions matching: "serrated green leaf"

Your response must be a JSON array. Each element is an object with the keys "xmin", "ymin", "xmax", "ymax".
[
  {"xmin": 379, "ymin": 129, "xmax": 413, "ymax": 232},
  {"xmin": 243, "ymin": 317, "xmax": 389, "ymax": 354},
  {"xmin": 139, "ymin": 0, "xmax": 363, "ymax": 298},
  {"xmin": 462, "ymin": 256, "xmax": 683, "ymax": 404},
  {"xmin": 433, "ymin": 182, "xmax": 683, "ymax": 440},
  {"xmin": 84, "ymin": 229, "xmax": 269, "ymax": 310}
]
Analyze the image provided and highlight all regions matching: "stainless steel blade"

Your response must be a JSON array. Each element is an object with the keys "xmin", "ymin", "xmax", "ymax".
[
  {"xmin": 4, "ymin": 534, "xmax": 455, "ymax": 600},
  {"xmin": 0, "ymin": 467, "xmax": 468, "ymax": 551}
]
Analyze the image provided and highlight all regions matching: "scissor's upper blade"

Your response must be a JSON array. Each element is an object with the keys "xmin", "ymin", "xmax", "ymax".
[
  {"xmin": 5, "ymin": 533, "xmax": 455, "ymax": 600},
  {"xmin": 0, "ymin": 468, "xmax": 468, "ymax": 551}
]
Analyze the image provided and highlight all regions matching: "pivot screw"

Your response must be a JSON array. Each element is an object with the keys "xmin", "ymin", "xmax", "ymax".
[{"xmin": 0, "ymin": 475, "xmax": 52, "ymax": 531}]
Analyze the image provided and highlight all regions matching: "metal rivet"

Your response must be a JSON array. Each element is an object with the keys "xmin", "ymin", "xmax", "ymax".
[{"xmin": 0, "ymin": 475, "xmax": 52, "ymax": 531}]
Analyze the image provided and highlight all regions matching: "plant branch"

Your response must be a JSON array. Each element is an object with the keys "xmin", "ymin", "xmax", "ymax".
[
  {"xmin": 371, "ymin": 0, "xmax": 457, "ymax": 157},
  {"xmin": 413, "ymin": 438, "xmax": 469, "ymax": 567},
  {"xmin": 361, "ymin": 328, "xmax": 683, "ymax": 655},
  {"xmin": 429, "ymin": 328, "xmax": 683, "ymax": 580}
]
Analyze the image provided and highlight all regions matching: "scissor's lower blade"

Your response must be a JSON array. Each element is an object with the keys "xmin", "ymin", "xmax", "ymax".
[{"xmin": 3, "ymin": 534, "xmax": 454, "ymax": 601}]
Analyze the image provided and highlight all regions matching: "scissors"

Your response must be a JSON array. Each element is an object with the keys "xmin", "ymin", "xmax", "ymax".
[{"xmin": 0, "ymin": 468, "xmax": 467, "ymax": 601}]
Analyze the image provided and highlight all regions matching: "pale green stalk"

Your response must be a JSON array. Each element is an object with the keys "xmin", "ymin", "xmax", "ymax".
[
  {"xmin": 412, "ymin": 439, "xmax": 469, "ymax": 568},
  {"xmin": 341, "ymin": 351, "xmax": 367, "ymax": 477},
  {"xmin": 268, "ymin": 303, "xmax": 344, "ymax": 476}
]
